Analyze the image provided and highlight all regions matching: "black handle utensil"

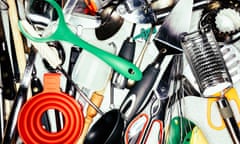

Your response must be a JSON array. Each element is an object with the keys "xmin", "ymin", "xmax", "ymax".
[
  {"xmin": 120, "ymin": 53, "xmax": 164, "ymax": 122},
  {"xmin": 111, "ymin": 23, "xmax": 136, "ymax": 89},
  {"xmin": 3, "ymin": 49, "xmax": 36, "ymax": 144},
  {"xmin": 31, "ymin": 65, "xmax": 51, "ymax": 132},
  {"xmin": 217, "ymin": 97, "xmax": 240, "ymax": 144},
  {"xmin": 0, "ymin": 1, "xmax": 16, "ymax": 100},
  {"xmin": 0, "ymin": 80, "xmax": 4, "ymax": 142},
  {"xmin": 127, "ymin": 26, "xmax": 155, "ymax": 89},
  {"xmin": 121, "ymin": 0, "xmax": 194, "ymax": 123},
  {"xmin": 123, "ymin": 56, "xmax": 176, "ymax": 144}
]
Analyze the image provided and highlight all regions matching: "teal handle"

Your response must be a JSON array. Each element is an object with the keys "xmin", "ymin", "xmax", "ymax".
[
  {"xmin": 18, "ymin": 0, "xmax": 142, "ymax": 81},
  {"xmin": 133, "ymin": 27, "xmax": 157, "ymax": 41}
]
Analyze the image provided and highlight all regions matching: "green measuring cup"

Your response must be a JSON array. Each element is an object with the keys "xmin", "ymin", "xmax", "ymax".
[{"xmin": 18, "ymin": 0, "xmax": 142, "ymax": 81}]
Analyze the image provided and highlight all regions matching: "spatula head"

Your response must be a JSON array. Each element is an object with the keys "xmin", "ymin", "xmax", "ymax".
[{"xmin": 154, "ymin": 0, "xmax": 193, "ymax": 54}]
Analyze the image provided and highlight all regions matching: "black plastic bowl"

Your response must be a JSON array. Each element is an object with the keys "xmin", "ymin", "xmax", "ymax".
[{"xmin": 84, "ymin": 109, "xmax": 124, "ymax": 144}]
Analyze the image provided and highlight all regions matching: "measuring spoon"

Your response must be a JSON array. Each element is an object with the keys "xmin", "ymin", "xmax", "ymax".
[{"xmin": 18, "ymin": 0, "xmax": 142, "ymax": 81}]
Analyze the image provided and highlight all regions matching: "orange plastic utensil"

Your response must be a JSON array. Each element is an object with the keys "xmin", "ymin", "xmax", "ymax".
[{"xmin": 18, "ymin": 73, "xmax": 84, "ymax": 144}]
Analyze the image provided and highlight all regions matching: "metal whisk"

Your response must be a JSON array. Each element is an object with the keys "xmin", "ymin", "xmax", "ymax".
[{"xmin": 180, "ymin": 25, "xmax": 232, "ymax": 96}]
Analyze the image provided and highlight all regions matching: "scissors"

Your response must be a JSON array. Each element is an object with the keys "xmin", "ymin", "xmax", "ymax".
[
  {"xmin": 124, "ymin": 55, "xmax": 180, "ymax": 144},
  {"xmin": 124, "ymin": 90, "xmax": 164, "ymax": 144},
  {"xmin": 207, "ymin": 87, "xmax": 240, "ymax": 130},
  {"xmin": 18, "ymin": 0, "xmax": 142, "ymax": 81}
]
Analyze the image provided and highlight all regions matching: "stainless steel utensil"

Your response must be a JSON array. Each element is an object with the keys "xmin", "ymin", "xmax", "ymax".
[
  {"xmin": 180, "ymin": 25, "xmax": 232, "ymax": 96},
  {"xmin": 180, "ymin": 24, "xmax": 240, "ymax": 144},
  {"xmin": 3, "ymin": 49, "xmax": 37, "ymax": 144}
]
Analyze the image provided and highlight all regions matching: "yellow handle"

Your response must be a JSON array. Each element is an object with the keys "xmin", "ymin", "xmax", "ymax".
[
  {"xmin": 207, "ymin": 88, "xmax": 240, "ymax": 130},
  {"xmin": 78, "ymin": 91, "xmax": 104, "ymax": 143},
  {"xmin": 190, "ymin": 126, "xmax": 208, "ymax": 144}
]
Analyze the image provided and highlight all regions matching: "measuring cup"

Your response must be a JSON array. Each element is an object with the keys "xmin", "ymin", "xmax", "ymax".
[{"xmin": 18, "ymin": 0, "xmax": 142, "ymax": 81}]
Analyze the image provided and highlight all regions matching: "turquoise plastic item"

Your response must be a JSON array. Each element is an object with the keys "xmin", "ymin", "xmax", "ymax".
[
  {"xmin": 18, "ymin": 0, "xmax": 142, "ymax": 81},
  {"xmin": 133, "ymin": 27, "xmax": 157, "ymax": 41}
]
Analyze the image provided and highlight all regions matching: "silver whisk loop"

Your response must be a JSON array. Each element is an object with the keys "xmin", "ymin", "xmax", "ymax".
[{"xmin": 180, "ymin": 25, "xmax": 232, "ymax": 96}]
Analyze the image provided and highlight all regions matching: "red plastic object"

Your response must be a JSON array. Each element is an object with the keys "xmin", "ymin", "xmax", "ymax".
[{"xmin": 17, "ymin": 73, "xmax": 84, "ymax": 144}]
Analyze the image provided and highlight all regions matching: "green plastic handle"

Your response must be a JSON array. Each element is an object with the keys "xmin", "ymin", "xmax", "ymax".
[
  {"xmin": 18, "ymin": 0, "xmax": 142, "ymax": 81},
  {"xmin": 166, "ymin": 116, "xmax": 195, "ymax": 144},
  {"xmin": 183, "ymin": 131, "xmax": 192, "ymax": 144}
]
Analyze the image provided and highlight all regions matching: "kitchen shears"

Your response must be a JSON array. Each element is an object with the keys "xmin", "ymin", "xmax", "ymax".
[
  {"xmin": 124, "ymin": 90, "xmax": 164, "ymax": 144},
  {"xmin": 207, "ymin": 87, "xmax": 240, "ymax": 130},
  {"xmin": 124, "ymin": 55, "xmax": 180, "ymax": 144}
]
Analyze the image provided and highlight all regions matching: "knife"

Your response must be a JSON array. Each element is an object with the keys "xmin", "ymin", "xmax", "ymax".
[{"xmin": 0, "ymin": 1, "xmax": 16, "ymax": 100}]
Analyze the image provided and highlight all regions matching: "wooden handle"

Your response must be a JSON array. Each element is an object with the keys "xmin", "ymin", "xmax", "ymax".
[
  {"xmin": 78, "ymin": 91, "xmax": 104, "ymax": 144},
  {"xmin": 7, "ymin": 0, "xmax": 26, "ymax": 79}
]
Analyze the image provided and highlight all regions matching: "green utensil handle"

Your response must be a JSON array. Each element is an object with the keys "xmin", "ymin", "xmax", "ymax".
[{"xmin": 18, "ymin": 0, "xmax": 142, "ymax": 81}]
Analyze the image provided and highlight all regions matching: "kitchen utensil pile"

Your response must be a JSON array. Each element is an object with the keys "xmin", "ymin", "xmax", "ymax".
[{"xmin": 0, "ymin": 0, "xmax": 240, "ymax": 143}]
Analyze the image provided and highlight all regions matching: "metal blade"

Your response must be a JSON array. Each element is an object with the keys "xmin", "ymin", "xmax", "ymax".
[{"xmin": 154, "ymin": 0, "xmax": 193, "ymax": 54}]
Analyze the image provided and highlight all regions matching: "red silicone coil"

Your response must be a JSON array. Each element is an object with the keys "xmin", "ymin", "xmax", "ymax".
[{"xmin": 17, "ymin": 92, "xmax": 84, "ymax": 144}]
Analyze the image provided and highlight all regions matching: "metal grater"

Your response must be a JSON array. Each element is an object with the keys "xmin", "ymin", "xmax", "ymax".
[{"xmin": 180, "ymin": 25, "xmax": 232, "ymax": 96}]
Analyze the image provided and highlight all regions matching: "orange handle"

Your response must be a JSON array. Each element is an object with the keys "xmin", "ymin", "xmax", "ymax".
[
  {"xmin": 43, "ymin": 73, "xmax": 61, "ymax": 92},
  {"xmin": 84, "ymin": 0, "xmax": 98, "ymax": 13},
  {"xmin": 207, "ymin": 88, "xmax": 240, "ymax": 130},
  {"xmin": 78, "ymin": 91, "xmax": 104, "ymax": 143}
]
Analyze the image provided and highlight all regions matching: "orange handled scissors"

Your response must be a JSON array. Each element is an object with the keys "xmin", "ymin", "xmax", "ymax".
[
  {"xmin": 124, "ymin": 91, "xmax": 164, "ymax": 144},
  {"xmin": 207, "ymin": 87, "xmax": 240, "ymax": 130}
]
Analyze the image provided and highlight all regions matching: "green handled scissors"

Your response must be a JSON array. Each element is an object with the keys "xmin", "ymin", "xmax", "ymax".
[{"xmin": 18, "ymin": 0, "xmax": 142, "ymax": 81}]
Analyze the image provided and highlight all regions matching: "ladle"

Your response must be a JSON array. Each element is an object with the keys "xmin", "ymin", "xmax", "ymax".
[
  {"xmin": 19, "ymin": 19, "xmax": 105, "ymax": 115},
  {"xmin": 18, "ymin": 0, "xmax": 142, "ymax": 81}
]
